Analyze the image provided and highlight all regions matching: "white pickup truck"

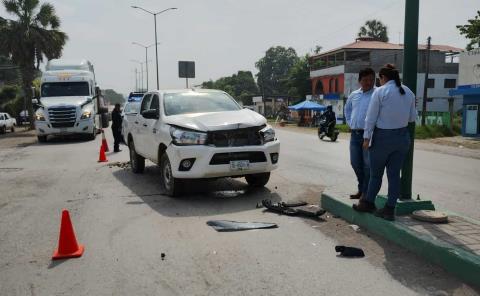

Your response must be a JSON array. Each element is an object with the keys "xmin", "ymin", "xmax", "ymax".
[
  {"xmin": 124, "ymin": 89, "xmax": 280, "ymax": 196},
  {"xmin": 0, "ymin": 112, "xmax": 17, "ymax": 134}
]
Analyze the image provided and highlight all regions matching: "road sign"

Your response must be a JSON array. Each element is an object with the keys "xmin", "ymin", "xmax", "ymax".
[{"xmin": 178, "ymin": 61, "xmax": 195, "ymax": 78}]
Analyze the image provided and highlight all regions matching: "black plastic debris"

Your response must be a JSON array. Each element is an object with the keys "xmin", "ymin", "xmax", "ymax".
[
  {"xmin": 261, "ymin": 199, "xmax": 326, "ymax": 218},
  {"xmin": 161, "ymin": 253, "xmax": 166, "ymax": 260},
  {"xmin": 206, "ymin": 220, "xmax": 278, "ymax": 232},
  {"xmin": 335, "ymin": 245, "xmax": 365, "ymax": 258}
]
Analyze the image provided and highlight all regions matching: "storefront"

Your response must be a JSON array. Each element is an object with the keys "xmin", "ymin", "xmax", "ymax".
[{"xmin": 450, "ymin": 85, "xmax": 480, "ymax": 137}]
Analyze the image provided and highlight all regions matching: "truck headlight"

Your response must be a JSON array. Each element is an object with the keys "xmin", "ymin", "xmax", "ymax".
[
  {"xmin": 260, "ymin": 125, "xmax": 275, "ymax": 143},
  {"xmin": 35, "ymin": 112, "xmax": 45, "ymax": 121},
  {"xmin": 80, "ymin": 111, "xmax": 92, "ymax": 119},
  {"xmin": 170, "ymin": 126, "xmax": 207, "ymax": 145}
]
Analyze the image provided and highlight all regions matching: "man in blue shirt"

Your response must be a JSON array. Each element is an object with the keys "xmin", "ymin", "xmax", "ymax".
[{"xmin": 344, "ymin": 68, "xmax": 376, "ymax": 199}]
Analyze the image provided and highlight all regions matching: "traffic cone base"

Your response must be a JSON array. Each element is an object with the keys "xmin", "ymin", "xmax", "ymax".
[
  {"xmin": 53, "ymin": 244, "xmax": 84, "ymax": 260},
  {"xmin": 98, "ymin": 144, "xmax": 108, "ymax": 162},
  {"xmin": 52, "ymin": 210, "xmax": 84, "ymax": 260}
]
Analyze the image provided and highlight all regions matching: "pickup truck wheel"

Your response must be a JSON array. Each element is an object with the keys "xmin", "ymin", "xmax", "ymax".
[
  {"xmin": 129, "ymin": 140, "xmax": 145, "ymax": 174},
  {"xmin": 245, "ymin": 172, "xmax": 270, "ymax": 187},
  {"xmin": 0, "ymin": 126, "xmax": 6, "ymax": 134},
  {"xmin": 37, "ymin": 135, "xmax": 47, "ymax": 143},
  {"xmin": 160, "ymin": 154, "xmax": 181, "ymax": 197}
]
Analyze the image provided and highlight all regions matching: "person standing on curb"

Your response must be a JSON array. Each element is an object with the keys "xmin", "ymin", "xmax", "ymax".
[
  {"xmin": 353, "ymin": 64, "xmax": 417, "ymax": 221},
  {"xmin": 111, "ymin": 103, "xmax": 123, "ymax": 153},
  {"xmin": 344, "ymin": 68, "xmax": 376, "ymax": 200}
]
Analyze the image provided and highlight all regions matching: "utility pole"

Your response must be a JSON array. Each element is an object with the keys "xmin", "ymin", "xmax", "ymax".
[
  {"xmin": 421, "ymin": 36, "xmax": 431, "ymax": 126},
  {"xmin": 400, "ymin": 0, "xmax": 419, "ymax": 200}
]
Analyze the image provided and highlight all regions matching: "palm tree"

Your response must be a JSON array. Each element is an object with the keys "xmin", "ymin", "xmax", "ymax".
[
  {"xmin": 0, "ymin": 0, "xmax": 68, "ymax": 127},
  {"xmin": 358, "ymin": 20, "xmax": 389, "ymax": 42}
]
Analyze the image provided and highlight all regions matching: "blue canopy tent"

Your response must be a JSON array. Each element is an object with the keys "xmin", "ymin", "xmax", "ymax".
[{"xmin": 288, "ymin": 100, "xmax": 326, "ymax": 112}]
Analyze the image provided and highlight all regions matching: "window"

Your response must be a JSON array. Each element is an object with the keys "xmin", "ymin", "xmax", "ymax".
[
  {"xmin": 163, "ymin": 92, "xmax": 240, "ymax": 116},
  {"xmin": 140, "ymin": 94, "xmax": 153, "ymax": 113},
  {"xmin": 150, "ymin": 94, "xmax": 159, "ymax": 111},
  {"xmin": 444, "ymin": 79, "xmax": 456, "ymax": 89},
  {"xmin": 426, "ymin": 78, "xmax": 435, "ymax": 88},
  {"xmin": 41, "ymin": 82, "xmax": 90, "ymax": 97},
  {"xmin": 0, "ymin": 114, "xmax": 4, "ymax": 120}
]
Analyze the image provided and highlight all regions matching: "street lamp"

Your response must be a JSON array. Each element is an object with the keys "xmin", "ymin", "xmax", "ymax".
[
  {"xmin": 131, "ymin": 6, "xmax": 177, "ymax": 90},
  {"xmin": 131, "ymin": 60, "xmax": 147, "ymax": 91},
  {"xmin": 132, "ymin": 42, "xmax": 161, "ymax": 91}
]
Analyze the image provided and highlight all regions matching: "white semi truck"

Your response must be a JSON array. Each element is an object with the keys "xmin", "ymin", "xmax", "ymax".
[{"xmin": 33, "ymin": 59, "xmax": 108, "ymax": 142}]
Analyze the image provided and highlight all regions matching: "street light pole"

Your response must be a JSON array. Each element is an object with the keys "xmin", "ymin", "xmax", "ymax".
[
  {"xmin": 131, "ymin": 6, "xmax": 178, "ymax": 90},
  {"xmin": 132, "ymin": 42, "xmax": 161, "ymax": 91}
]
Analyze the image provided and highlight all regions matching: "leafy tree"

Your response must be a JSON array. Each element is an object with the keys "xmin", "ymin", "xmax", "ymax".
[
  {"xmin": 201, "ymin": 71, "xmax": 258, "ymax": 105},
  {"xmin": 358, "ymin": 20, "xmax": 389, "ymax": 42},
  {"xmin": 0, "ymin": 85, "xmax": 19, "ymax": 104},
  {"xmin": 255, "ymin": 46, "xmax": 299, "ymax": 96},
  {"xmin": 457, "ymin": 11, "xmax": 480, "ymax": 50},
  {"xmin": 103, "ymin": 89, "xmax": 125, "ymax": 105},
  {"xmin": 0, "ymin": 0, "xmax": 68, "ymax": 127},
  {"xmin": 286, "ymin": 55, "xmax": 312, "ymax": 99}
]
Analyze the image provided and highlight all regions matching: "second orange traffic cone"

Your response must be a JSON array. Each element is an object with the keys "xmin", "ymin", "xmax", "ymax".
[
  {"xmin": 98, "ymin": 144, "xmax": 108, "ymax": 162},
  {"xmin": 52, "ymin": 209, "xmax": 84, "ymax": 260},
  {"xmin": 101, "ymin": 129, "xmax": 109, "ymax": 152}
]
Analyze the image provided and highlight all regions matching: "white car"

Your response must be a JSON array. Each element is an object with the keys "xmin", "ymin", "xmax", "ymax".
[
  {"xmin": 125, "ymin": 89, "xmax": 280, "ymax": 196},
  {"xmin": 0, "ymin": 112, "xmax": 17, "ymax": 134},
  {"xmin": 122, "ymin": 100, "xmax": 141, "ymax": 142}
]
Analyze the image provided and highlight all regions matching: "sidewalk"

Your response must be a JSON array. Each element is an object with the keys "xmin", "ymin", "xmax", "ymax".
[{"xmin": 321, "ymin": 193, "xmax": 480, "ymax": 288}]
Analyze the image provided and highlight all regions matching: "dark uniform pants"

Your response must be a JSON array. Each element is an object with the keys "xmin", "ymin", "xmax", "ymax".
[{"xmin": 112, "ymin": 127, "xmax": 122, "ymax": 151}]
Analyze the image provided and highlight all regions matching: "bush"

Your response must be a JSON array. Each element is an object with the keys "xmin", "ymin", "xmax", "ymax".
[
  {"xmin": 336, "ymin": 124, "xmax": 350, "ymax": 133},
  {"xmin": 415, "ymin": 125, "xmax": 459, "ymax": 139}
]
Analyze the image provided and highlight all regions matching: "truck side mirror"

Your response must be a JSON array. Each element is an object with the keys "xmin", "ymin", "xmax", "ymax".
[{"xmin": 141, "ymin": 109, "xmax": 159, "ymax": 120}]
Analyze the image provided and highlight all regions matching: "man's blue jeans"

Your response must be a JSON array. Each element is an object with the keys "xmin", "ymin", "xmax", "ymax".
[
  {"xmin": 350, "ymin": 130, "xmax": 370, "ymax": 194},
  {"xmin": 365, "ymin": 128, "xmax": 410, "ymax": 208}
]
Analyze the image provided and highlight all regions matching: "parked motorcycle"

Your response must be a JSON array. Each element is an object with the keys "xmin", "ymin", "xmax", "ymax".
[{"xmin": 317, "ymin": 118, "xmax": 339, "ymax": 142}]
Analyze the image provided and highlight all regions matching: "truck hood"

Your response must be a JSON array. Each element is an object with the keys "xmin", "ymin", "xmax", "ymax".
[
  {"xmin": 40, "ymin": 96, "xmax": 91, "ymax": 107},
  {"xmin": 164, "ymin": 109, "xmax": 267, "ymax": 131}
]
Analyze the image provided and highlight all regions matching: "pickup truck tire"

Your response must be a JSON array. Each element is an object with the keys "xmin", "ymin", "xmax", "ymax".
[
  {"xmin": 0, "ymin": 126, "xmax": 5, "ymax": 134},
  {"xmin": 129, "ymin": 140, "xmax": 145, "ymax": 174},
  {"xmin": 160, "ymin": 154, "xmax": 181, "ymax": 197},
  {"xmin": 37, "ymin": 135, "xmax": 47, "ymax": 143},
  {"xmin": 245, "ymin": 172, "xmax": 270, "ymax": 187}
]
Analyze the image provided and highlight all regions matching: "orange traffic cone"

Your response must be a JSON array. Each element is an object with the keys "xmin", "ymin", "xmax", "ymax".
[
  {"xmin": 52, "ymin": 209, "xmax": 84, "ymax": 260},
  {"xmin": 101, "ymin": 129, "xmax": 109, "ymax": 152},
  {"xmin": 98, "ymin": 144, "xmax": 108, "ymax": 163}
]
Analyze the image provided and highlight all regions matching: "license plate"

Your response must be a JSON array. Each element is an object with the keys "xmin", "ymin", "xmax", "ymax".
[{"xmin": 230, "ymin": 160, "xmax": 250, "ymax": 171}]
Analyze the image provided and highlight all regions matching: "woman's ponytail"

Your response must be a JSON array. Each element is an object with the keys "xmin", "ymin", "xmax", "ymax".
[{"xmin": 379, "ymin": 64, "xmax": 405, "ymax": 95}]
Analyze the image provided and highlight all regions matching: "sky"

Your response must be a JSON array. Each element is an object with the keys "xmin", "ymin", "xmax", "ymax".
[{"xmin": 0, "ymin": 0, "xmax": 478, "ymax": 95}]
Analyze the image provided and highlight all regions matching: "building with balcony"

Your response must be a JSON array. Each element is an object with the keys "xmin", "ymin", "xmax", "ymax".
[{"xmin": 309, "ymin": 38, "xmax": 463, "ymax": 120}]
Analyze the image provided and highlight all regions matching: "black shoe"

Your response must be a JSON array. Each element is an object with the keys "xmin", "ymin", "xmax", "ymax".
[
  {"xmin": 352, "ymin": 200, "xmax": 376, "ymax": 213},
  {"xmin": 375, "ymin": 206, "xmax": 395, "ymax": 221},
  {"xmin": 114, "ymin": 149, "xmax": 122, "ymax": 153},
  {"xmin": 349, "ymin": 192, "xmax": 362, "ymax": 199}
]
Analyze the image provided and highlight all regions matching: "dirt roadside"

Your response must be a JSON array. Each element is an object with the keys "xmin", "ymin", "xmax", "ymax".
[{"xmin": 0, "ymin": 129, "xmax": 37, "ymax": 149}]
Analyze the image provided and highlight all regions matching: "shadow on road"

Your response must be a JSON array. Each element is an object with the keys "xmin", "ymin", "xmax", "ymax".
[{"xmin": 112, "ymin": 163, "xmax": 282, "ymax": 218}]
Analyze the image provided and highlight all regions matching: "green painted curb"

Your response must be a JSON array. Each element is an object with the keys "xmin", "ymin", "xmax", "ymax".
[
  {"xmin": 321, "ymin": 193, "xmax": 480, "ymax": 288},
  {"xmin": 376, "ymin": 195, "xmax": 435, "ymax": 215}
]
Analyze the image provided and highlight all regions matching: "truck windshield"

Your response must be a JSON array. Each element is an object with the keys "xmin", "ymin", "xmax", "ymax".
[
  {"xmin": 41, "ymin": 82, "xmax": 90, "ymax": 97},
  {"xmin": 164, "ymin": 92, "xmax": 241, "ymax": 116}
]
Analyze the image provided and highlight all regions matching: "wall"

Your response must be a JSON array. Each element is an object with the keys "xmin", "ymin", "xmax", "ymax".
[{"xmin": 458, "ymin": 49, "xmax": 480, "ymax": 86}]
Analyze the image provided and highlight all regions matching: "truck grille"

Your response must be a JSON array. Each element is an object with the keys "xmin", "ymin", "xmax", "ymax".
[
  {"xmin": 48, "ymin": 106, "xmax": 77, "ymax": 128},
  {"xmin": 209, "ymin": 152, "xmax": 267, "ymax": 165},
  {"xmin": 208, "ymin": 126, "xmax": 264, "ymax": 147}
]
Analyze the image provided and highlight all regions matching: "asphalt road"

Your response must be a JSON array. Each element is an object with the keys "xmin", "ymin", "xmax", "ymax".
[{"xmin": 0, "ymin": 128, "xmax": 478, "ymax": 296}]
